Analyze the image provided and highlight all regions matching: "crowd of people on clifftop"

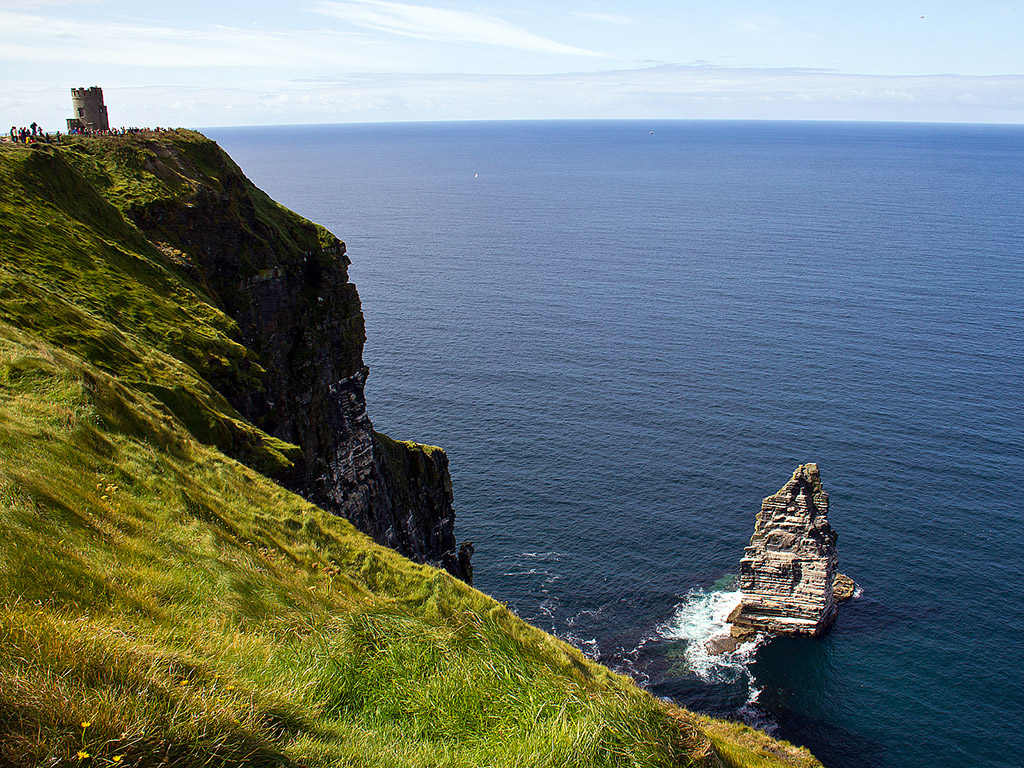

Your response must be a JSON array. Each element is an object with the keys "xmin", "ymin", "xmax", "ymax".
[
  {"xmin": 65, "ymin": 126, "xmax": 170, "ymax": 136},
  {"xmin": 4, "ymin": 124, "xmax": 172, "ymax": 144},
  {"xmin": 8, "ymin": 123, "xmax": 46, "ymax": 143}
]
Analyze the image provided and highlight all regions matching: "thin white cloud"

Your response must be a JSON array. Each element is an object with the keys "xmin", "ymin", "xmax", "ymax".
[
  {"xmin": 574, "ymin": 11, "xmax": 637, "ymax": 25},
  {"xmin": 7, "ymin": 62, "xmax": 1024, "ymax": 129},
  {"xmin": 0, "ymin": 0, "xmax": 98, "ymax": 7},
  {"xmin": 728, "ymin": 14, "xmax": 785, "ymax": 36},
  {"xmin": 0, "ymin": 11, "xmax": 399, "ymax": 69},
  {"xmin": 312, "ymin": 0, "xmax": 605, "ymax": 56},
  {"xmin": 63, "ymin": 67, "xmax": 1024, "ymax": 127}
]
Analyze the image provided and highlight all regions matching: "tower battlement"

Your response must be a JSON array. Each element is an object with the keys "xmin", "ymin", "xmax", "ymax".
[{"xmin": 67, "ymin": 86, "xmax": 110, "ymax": 132}]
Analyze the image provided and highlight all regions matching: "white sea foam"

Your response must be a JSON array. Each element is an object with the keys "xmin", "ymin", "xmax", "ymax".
[
  {"xmin": 560, "ymin": 632, "xmax": 600, "ymax": 660},
  {"xmin": 502, "ymin": 568, "xmax": 551, "ymax": 577},
  {"xmin": 658, "ymin": 586, "xmax": 779, "ymax": 731},
  {"xmin": 537, "ymin": 597, "xmax": 559, "ymax": 619},
  {"xmin": 737, "ymin": 682, "xmax": 777, "ymax": 734},
  {"xmin": 519, "ymin": 551, "xmax": 564, "ymax": 560},
  {"xmin": 659, "ymin": 588, "xmax": 762, "ymax": 682}
]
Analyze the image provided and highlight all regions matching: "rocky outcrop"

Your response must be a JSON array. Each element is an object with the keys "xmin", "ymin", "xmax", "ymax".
[
  {"xmin": 106, "ymin": 135, "xmax": 470, "ymax": 579},
  {"xmin": 728, "ymin": 463, "xmax": 839, "ymax": 637},
  {"xmin": 832, "ymin": 572, "xmax": 856, "ymax": 601}
]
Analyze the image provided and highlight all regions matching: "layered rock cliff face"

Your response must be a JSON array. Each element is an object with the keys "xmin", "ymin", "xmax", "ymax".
[
  {"xmin": 87, "ymin": 135, "xmax": 468, "ymax": 578},
  {"xmin": 729, "ymin": 463, "xmax": 838, "ymax": 636}
]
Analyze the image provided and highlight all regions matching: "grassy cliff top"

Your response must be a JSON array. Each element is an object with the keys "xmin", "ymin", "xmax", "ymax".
[{"xmin": 0, "ymin": 134, "xmax": 822, "ymax": 768}]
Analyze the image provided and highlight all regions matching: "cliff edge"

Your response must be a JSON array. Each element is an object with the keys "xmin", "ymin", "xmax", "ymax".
[{"xmin": 6, "ymin": 131, "xmax": 467, "ymax": 578}]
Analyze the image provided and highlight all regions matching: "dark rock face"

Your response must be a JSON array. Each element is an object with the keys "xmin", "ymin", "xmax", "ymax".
[
  {"xmin": 442, "ymin": 543, "xmax": 475, "ymax": 587},
  {"xmin": 705, "ymin": 634, "xmax": 743, "ymax": 656},
  {"xmin": 729, "ymin": 463, "xmax": 839, "ymax": 637},
  {"xmin": 122, "ymin": 139, "xmax": 468, "ymax": 578}
]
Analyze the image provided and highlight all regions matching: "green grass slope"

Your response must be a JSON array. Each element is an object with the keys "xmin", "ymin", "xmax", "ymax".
[
  {"xmin": 0, "ymin": 135, "xmax": 299, "ymax": 478},
  {"xmin": 0, "ymin": 135, "xmax": 823, "ymax": 768}
]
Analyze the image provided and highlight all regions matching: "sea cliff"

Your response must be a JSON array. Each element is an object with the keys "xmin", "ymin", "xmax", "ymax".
[
  {"xmin": 118, "ymin": 136, "xmax": 466, "ymax": 574},
  {"xmin": 0, "ymin": 131, "xmax": 821, "ymax": 768},
  {"xmin": 3, "ymin": 131, "xmax": 465, "ymax": 578}
]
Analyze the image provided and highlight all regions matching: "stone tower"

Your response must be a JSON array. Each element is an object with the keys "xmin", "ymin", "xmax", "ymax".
[
  {"xmin": 67, "ymin": 87, "xmax": 110, "ymax": 132},
  {"xmin": 728, "ymin": 463, "xmax": 839, "ymax": 636}
]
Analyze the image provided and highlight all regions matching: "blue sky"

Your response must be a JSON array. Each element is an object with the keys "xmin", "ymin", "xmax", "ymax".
[{"xmin": 3, "ymin": 1, "xmax": 1023, "ymax": 127}]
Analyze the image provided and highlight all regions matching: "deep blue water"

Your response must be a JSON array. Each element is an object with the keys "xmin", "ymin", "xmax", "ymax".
[{"xmin": 205, "ymin": 120, "xmax": 1024, "ymax": 768}]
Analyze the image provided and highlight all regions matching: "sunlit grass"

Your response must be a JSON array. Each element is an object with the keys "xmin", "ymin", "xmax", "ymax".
[
  {"xmin": 0, "ymin": 135, "xmax": 821, "ymax": 767},
  {"xmin": 696, "ymin": 717, "xmax": 823, "ymax": 768},
  {"xmin": 0, "ymin": 328, "xmax": 712, "ymax": 766}
]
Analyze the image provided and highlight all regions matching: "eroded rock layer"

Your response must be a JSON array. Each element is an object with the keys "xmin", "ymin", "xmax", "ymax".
[{"xmin": 729, "ymin": 463, "xmax": 838, "ymax": 637}]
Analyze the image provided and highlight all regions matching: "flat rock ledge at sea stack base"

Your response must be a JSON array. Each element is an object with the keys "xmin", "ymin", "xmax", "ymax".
[{"xmin": 729, "ymin": 463, "xmax": 849, "ymax": 638}]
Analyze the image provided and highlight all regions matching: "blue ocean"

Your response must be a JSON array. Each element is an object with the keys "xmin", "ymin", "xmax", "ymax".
[{"xmin": 206, "ymin": 121, "xmax": 1024, "ymax": 768}]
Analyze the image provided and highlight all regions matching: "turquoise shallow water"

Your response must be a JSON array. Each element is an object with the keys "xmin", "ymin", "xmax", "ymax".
[{"xmin": 207, "ymin": 120, "xmax": 1024, "ymax": 768}]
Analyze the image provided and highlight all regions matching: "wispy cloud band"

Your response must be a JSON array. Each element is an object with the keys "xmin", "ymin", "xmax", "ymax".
[
  {"xmin": 18, "ymin": 66, "xmax": 1018, "ymax": 127},
  {"xmin": 0, "ymin": 11, "xmax": 395, "ymax": 68},
  {"xmin": 311, "ymin": 0, "xmax": 605, "ymax": 56}
]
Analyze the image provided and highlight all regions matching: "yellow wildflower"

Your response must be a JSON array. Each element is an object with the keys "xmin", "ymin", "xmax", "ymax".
[
  {"xmin": 76, "ymin": 750, "xmax": 90, "ymax": 759},
  {"xmin": 112, "ymin": 757, "xmax": 123, "ymax": 763},
  {"xmin": 80, "ymin": 721, "xmax": 91, "ymax": 728}
]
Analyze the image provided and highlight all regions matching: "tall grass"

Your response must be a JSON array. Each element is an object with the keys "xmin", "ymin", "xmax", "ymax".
[
  {"xmin": 0, "ymin": 137, "xmax": 821, "ymax": 768},
  {"xmin": 0, "ymin": 325, "xmax": 715, "ymax": 766}
]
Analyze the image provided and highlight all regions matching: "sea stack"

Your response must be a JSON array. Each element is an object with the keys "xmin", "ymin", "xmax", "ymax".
[{"xmin": 728, "ymin": 463, "xmax": 840, "ymax": 637}]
